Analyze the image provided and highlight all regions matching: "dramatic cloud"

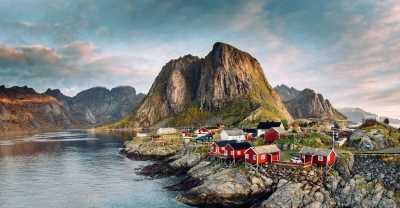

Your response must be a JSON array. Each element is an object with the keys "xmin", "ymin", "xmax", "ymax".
[{"xmin": 0, "ymin": 0, "xmax": 398, "ymax": 118}]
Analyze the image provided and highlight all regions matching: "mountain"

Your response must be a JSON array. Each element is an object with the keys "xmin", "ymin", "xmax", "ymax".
[
  {"xmin": 338, "ymin": 107, "xmax": 377, "ymax": 124},
  {"xmin": 117, "ymin": 42, "xmax": 292, "ymax": 128},
  {"xmin": 338, "ymin": 107, "xmax": 400, "ymax": 127},
  {"xmin": 275, "ymin": 85, "xmax": 346, "ymax": 120},
  {"xmin": 45, "ymin": 86, "xmax": 145, "ymax": 126},
  {"xmin": 0, "ymin": 85, "xmax": 75, "ymax": 136},
  {"xmin": 274, "ymin": 84, "xmax": 301, "ymax": 102}
]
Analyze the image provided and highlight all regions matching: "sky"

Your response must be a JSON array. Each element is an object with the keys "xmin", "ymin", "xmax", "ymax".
[{"xmin": 0, "ymin": 0, "xmax": 399, "ymax": 118}]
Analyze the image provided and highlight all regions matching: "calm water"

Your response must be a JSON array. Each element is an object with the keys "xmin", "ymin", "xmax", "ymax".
[{"xmin": 0, "ymin": 130, "xmax": 189, "ymax": 208}]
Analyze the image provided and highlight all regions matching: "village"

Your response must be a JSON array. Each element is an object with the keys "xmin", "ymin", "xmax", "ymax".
[{"xmin": 129, "ymin": 120, "xmax": 353, "ymax": 171}]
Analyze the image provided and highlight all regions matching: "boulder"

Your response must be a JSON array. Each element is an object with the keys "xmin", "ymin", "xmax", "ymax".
[{"xmin": 177, "ymin": 168, "xmax": 274, "ymax": 207}]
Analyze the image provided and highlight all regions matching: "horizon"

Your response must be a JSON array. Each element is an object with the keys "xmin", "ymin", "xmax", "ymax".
[{"xmin": 0, "ymin": 0, "xmax": 399, "ymax": 118}]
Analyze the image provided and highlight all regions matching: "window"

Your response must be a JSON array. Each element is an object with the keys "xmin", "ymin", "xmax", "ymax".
[
  {"xmin": 245, "ymin": 154, "xmax": 249, "ymax": 159},
  {"xmin": 231, "ymin": 150, "xmax": 234, "ymax": 156},
  {"xmin": 253, "ymin": 155, "xmax": 256, "ymax": 160},
  {"xmin": 261, "ymin": 155, "xmax": 265, "ymax": 160},
  {"xmin": 221, "ymin": 147, "xmax": 225, "ymax": 151},
  {"xmin": 318, "ymin": 155, "xmax": 324, "ymax": 161}
]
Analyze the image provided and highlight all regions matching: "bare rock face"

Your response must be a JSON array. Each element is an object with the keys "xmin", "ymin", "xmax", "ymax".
[
  {"xmin": 0, "ymin": 85, "xmax": 75, "ymax": 136},
  {"xmin": 275, "ymin": 85, "xmax": 346, "ymax": 120},
  {"xmin": 131, "ymin": 42, "xmax": 292, "ymax": 127}
]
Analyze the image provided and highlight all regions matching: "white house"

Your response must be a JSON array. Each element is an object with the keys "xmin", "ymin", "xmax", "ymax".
[
  {"xmin": 220, "ymin": 129, "xmax": 246, "ymax": 141},
  {"xmin": 156, "ymin": 128, "xmax": 178, "ymax": 135}
]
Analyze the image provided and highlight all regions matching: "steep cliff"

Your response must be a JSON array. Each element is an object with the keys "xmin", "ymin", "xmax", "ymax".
[
  {"xmin": 0, "ymin": 86, "xmax": 75, "ymax": 136},
  {"xmin": 275, "ymin": 85, "xmax": 346, "ymax": 120},
  {"xmin": 123, "ymin": 42, "xmax": 292, "ymax": 128},
  {"xmin": 45, "ymin": 86, "xmax": 145, "ymax": 126}
]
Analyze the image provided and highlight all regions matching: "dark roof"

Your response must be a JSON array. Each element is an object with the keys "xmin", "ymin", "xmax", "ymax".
[
  {"xmin": 257, "ymin": 121, "xmax": 281, "ymax": 129},
  {"xmin": 228, "ymin": 142, "xmax": 252, "ymax": 150},
  {"xmin": 243, "ymin": 128, "xmax": 257, "ymax": 133},
  {"xmin": 215, "ymin": 140, "xmax": 237, "ymax": 147}
]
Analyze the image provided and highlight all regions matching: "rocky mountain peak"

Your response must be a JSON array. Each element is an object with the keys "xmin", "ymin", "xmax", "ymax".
[
  {"xmin": 128, "ymin": 42, "xmax": 292, "ymax": 127},
  {"xmin": 275, "ymin": 85, "xmax": 346, "ymax": 121}
]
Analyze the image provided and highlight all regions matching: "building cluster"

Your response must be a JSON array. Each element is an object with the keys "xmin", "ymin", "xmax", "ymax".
[{"xmin": 153, "ymin": 121, "xmax": 337, "ymax": 167}]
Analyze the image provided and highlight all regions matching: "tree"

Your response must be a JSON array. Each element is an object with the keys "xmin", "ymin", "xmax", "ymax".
[
  {"xmin": 282, "ymin": 119, "xmax": 289, "ymax": 130},
  {"xmin": 383, "ymin": 118, "xmax": 390, "ymax": 125}
]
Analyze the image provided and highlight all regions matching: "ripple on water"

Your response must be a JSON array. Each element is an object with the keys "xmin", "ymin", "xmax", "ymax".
[{"xmin": 0, "ymin": 130, "xmax": 189, "ymax": 208}]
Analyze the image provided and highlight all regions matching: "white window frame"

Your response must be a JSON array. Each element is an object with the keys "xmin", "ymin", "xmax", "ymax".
[
  {"xmin": 253, "ymin": 155, "xmax": 256, "ymax": 160},
  {"xmin": 318, "ymin": 155, "xmax": 324, "ymax": 161}
]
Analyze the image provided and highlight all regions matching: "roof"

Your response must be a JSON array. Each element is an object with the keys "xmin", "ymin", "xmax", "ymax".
[
  {"xmin": 300, "ymin": 147, "xmax": 334, "ymax": 156},
  {"xmin": 215, "ymin": 140, "xmax": 237, "ymax": 147},
  {"xmin": 228, "ymin": 141, "xmax": 252, "ymax": 150},
  {"xmin": 222, "ymin": 129, "xmax": 245, "ymax": 136},
  {"xmin": 257, "ymin": 121, "xmax": 281, "ymax": 129},
  {"xmin": 248, "ymin": 144, "xmax": 280, "ymax": 154},
  {"xmin": 243, "ymin": 128, "xmax": 257, "ymax": 133},
  {"xmin": 269, "ymin": 127, "xmax": 287, "ymax": 134},
  {"xmin": 157, "ymin": 128, "xmax": 177, "ymax": 135}
]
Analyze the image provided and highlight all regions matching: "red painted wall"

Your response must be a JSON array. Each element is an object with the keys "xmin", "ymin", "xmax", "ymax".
[{"xmin": 264, "ymin": 130, "xmax": 280, "ymax": 143}]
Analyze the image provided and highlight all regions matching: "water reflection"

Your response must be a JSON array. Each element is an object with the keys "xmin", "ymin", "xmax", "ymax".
[{"xmin": 0, "ymin": 130, "xmax": 188, "ymax": 208}]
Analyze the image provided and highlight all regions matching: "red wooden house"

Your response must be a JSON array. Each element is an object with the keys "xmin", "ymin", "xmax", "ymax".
[
  {"xmin": 299, "ymin": 147, "xmax": 336, "ymax": 166},
  {"xmin": 264, "ymin": 127, "xmax": 287, "ymax": 144},
  {"xmin": 245, "ymin": 144, "xmax": 281, "ymax": 165},
  {"xmin": 209, "ymin": 140, "xmax": 237, "ymax": 157},
  {"xmin": 225, "ymin": 142, "xmax": 252, "ymax": 160}
]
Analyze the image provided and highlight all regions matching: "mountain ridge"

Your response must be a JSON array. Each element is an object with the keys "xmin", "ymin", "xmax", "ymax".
[{"xmin": 275, "ymin": 84, "xmax": 346, "ymax": 120}]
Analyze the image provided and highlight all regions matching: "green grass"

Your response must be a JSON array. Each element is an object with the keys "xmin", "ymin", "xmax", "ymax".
[{"xmin": 274, "ymin": 133, "xmax": 332, "ymax": 148}]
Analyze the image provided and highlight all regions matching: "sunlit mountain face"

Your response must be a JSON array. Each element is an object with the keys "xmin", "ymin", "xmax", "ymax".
[{"xmin": 0, "ymin": 0, "xmax": 399, "ymax": 119}]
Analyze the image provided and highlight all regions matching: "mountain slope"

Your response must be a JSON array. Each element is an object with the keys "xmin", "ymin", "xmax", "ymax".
[
  {"xmin": 45, "ymin": 86, "xmax": 145, "ymax": 126},
  {"xmin": 338, "ymin": 107, "xmax": 377, "ymax": 124},
  {"xmin": 275, "ymin": 85, "xmax": 346, "ymax": 120},
  {"xmin": 119, "ymin": 42, "xmax": 292, "ymax": 128},
  {"xmin": 0, "ymin": 86, "xmax": 75, "ymax": 136}
]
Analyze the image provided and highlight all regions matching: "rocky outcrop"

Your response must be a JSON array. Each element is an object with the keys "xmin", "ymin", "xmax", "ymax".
[
  {"xmin": 45, "ymin": 86, "xmax": 145, "ymax": 126},
  {"xmin": 326, "ymin": 174, "xmax": 397, "ymax": 208},
  {"xmin": 256, "ymin": 180, "xmax": 335, "ymax": 208},
  {"xmin": 177, "ymin": 167, "xmax": 274, "ymax": 207},
  {"xmin": 0, "ymin": 85, "xmax": 75, "ymax": 136},
  {"xmin": 349, "ymin": 129, "xmax": 390, "ymax": 150},
  {"xmin": 128, "ymin": 42, "xmax": 292, "ymax": 127},
  {"xmin": 275, "ymin": 85, "xmax": 346, "ymax": 121}
]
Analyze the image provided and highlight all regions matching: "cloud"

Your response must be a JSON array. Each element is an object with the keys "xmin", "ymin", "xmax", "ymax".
[{"xmin": 0, "ymin": 42, "xmax": 158, "ymax": 95}]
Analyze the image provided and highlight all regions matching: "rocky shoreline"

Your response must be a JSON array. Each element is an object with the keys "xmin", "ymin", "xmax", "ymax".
[{"xmin": 122, "ymin": 138, "xmax": 399, "ymax": 208}]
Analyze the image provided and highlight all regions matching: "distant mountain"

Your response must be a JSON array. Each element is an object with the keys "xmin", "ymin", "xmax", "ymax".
[
  {"xmin": 45, "ymin": 86, "xmax": 145, "ymax": 126},
  {"xmin": 338, "ymin": 107, "xmax": 400, "ymax": 127},
  {"xmin": 0, "ymin": 85, "xmax": 75, "ymax": 136},
  {"xmin": 275, "ymin": 85, "xmax": 346, "ymax": 120},
  {"xmin": 114, "ymin": 42, "xmax": 292, "ymax": 128},
  {"xmin": 338, "ymin": 107, "xmax": 377, "ymax": 124}
]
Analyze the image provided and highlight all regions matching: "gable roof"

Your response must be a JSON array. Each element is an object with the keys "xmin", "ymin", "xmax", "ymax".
[
  {"xmin": 247, "ymin": 144, "xmax": 280, "ymax": 154},
  {"xmin": 215, "ymin": 140, "xmax": 237, "ymax": 147},
  {"xmin": 300, "ymin": 147, "xmax": 334, "ymax": 156},
  {"xmin": 257, "ymin": 121, "xmax": 281, "ymax": 129},
  {"xmin": 227, "ymin": 141, "xmax": 252, "ymax": 150},
  {"xmin": 222, "ymin": 129, "xmax": 245, "ymax": 136}
]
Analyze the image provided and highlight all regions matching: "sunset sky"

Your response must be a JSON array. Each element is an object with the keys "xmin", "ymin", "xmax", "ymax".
[{"xmin": 0, "ymin": 0, "xmax": 399, "ymax": 118}]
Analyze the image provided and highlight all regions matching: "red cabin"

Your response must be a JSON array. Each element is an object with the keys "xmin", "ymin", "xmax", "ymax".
[
  {"xmin": 225, "ymin": 142, "xmax": 252, "ymax": 160},
  {"xmin": 264, "ymin": 127, "xmax": 287, "ymax": 144},
  {"xmin": 209, "ymin": 140, "xmax": 237, "ymax": 157},
  {"xmin": 299, "ymin": 147, "xmax": 336, "ymax": 166},
  {"xmin": 245, "ymin": 144, "xmax": 281, "ymax": 165}
]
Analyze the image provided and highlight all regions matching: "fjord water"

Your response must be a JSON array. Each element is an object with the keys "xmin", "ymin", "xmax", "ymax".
[{"xmin": 0, "ymin": 130, "xmax": 188, "ymax": 208}]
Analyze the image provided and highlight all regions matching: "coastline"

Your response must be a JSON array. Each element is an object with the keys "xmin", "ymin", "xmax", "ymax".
[{"xmin": 122, "ymin": 136, "xmax": 398, "ymax": 208}]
